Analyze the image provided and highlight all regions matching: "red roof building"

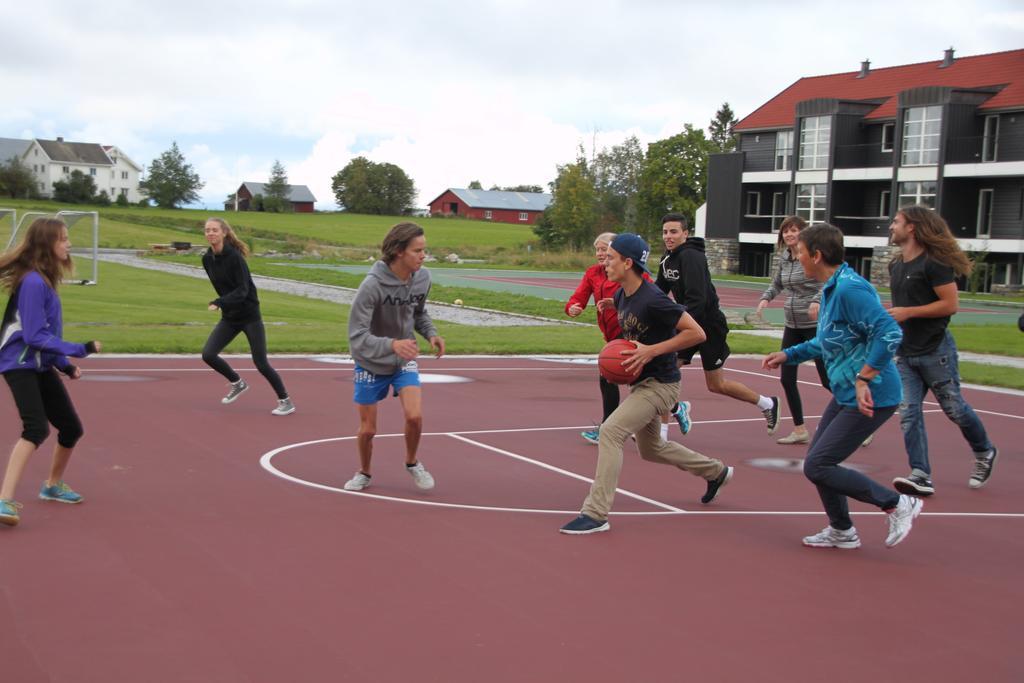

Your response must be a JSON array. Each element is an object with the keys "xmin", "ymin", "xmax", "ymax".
[{"xmin": 706, "ymin": 48, "xmax": 1024, "ymax": 290}]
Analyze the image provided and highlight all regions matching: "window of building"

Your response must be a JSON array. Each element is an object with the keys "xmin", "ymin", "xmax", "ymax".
[
  {"xmin": 795, "ymin": 184, "xmax": 827, "ymax": 223},
  {"xmin": 121, "ymin": 188, "xmax": 129, "ymax": 197},
  {"xmin": 746, "ymin": 191, "xmax": 761, "ymax": 216},
  {"xmin": 798, "ymin": 116, "xmax": 830, "ymax": 170},
  {"xmin": 771, "ymin": 192, "xmax": 787, "ymax": 230},
  {"xmin": 774, "ymin": 130, "xmax": 793, "ymax": 171},
  {"xmin": 881, "ymin": 123, "xmax": 895, "ymax": 152},
  {"xmin": 62, "ymin": 166, "xmax": 69, "ymax": 174},
  {"xmin": 89, "ymin": 167, "xmax": 96, "ymax": 176},
  {"xmin": 898, "ymin": 181, "xmax": 937, "ymax": 208},
  {"xmin": 484, "ymin": 210, "xmax": 493, "ymax": 220},
  {"xmin": 982, "ymin": 115, "xmax": 999, "ymax": 163},
  {"xmin": 901, "ymin": 105, "xmax": 941, "ymax": 166},
  {"xmin": 122, "ymin": 171, "xmax": 129, "ymax": 180},
  {"xmin": 879, "ymin": 189, "xmax": 891, "ymax": 217},
  {"xmin": 977, "ymin": 189, "xmax": 994, "ymax": 237},
  {"xmin": 518, "ymin": 212, "xmax": 528, "ymax": 221}
]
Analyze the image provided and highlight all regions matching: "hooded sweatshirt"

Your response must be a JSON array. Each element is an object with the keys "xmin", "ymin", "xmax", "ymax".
[
  {"xmin": 348, "ymin": 260, "xmax": 438, "ymax": 375},
  {"xmin": 0, "ymin": 271, "xmax": 91, "ymax": 374},
  {"xmin": 655, "ymin": 236, "xmax": 723, "ymax": 327},
  {"xmin": 759, "ymin": 248, "xmax": 823, "ymax": 329},
  {"xmin": 202, "ymin": 243, "xmax": 261, "ymax": 325}
]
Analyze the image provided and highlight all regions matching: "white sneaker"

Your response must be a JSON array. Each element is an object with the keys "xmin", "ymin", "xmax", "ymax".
[
  {"xmin": 222, "ymin": 379, "xmax": 249, "ymax": 404},
  {"xmin": 802, "ymin": 525, "xmax": 861, "ymax": 549},
  {"xmin": 343, "ymin": 472, "xmax": 371, "ymax": 491},
  {"xmin": 406, "ymin": 462, "xmax": 435, "ymax": 490},
  {"xmin": 271, "ymin": 397, "xmax": 295, "ymax": 416},
  {"xmin": 885, "ymin": 494, "xmax": 923, "ymax": 548}
]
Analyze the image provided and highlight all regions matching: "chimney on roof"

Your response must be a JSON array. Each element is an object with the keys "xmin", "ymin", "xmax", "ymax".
[
  {"xmin": 941, "ymin": 47, "xmax": 955, "ymax": 68},
  {"xmin": 56, "ymin": 136, "xmax": 64, "ymax": 143},
  {"xmin": 857, "ymin": 59, "xmax": 870, "ymax": 78}
]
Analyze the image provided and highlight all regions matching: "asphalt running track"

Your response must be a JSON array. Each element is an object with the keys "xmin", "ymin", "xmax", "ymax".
[{"xmin": 1, "ymin": 355, "xmax": 1021, "ymax": 682}]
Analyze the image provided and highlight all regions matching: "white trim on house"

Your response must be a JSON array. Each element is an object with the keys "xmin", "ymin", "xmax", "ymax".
[
  {"xmin": 832, "ymin": 167, "xmax": 894, "ymax": 181},
  {"xmin": 742, "ymin": 171, "xmax": 791, "ymax": 183},
  {"xmin": 738, "ymin": 232, "xmax": 1024, "ymax": 253},
  {"xmin": 944, "ymin": 161, "xmax": 1024, "ymax": 177},
  {"xmin": 896, "ymin": 166, "xmax": 938, "ymax": 182},
  {"xmin": 794, "ymin": 170, "xmax": 828, "ymax": 184}
]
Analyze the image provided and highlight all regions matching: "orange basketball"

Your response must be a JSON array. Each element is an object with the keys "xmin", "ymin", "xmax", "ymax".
[{"xmin": 598, "ymin": 339, "xmax": 638, "ymax": 385}]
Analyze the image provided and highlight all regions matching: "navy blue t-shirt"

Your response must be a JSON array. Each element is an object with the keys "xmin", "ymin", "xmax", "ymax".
[{"xmin": 614, "ymin": 280, "xmax": 686, "ymax": 384}]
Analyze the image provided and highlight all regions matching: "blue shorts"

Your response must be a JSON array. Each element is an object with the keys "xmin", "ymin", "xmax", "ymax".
[{"xmin": 353, "ymin": 361, "xmax": 421, "ymax": 405}]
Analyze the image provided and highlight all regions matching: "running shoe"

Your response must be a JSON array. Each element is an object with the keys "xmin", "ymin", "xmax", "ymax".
[
  {"xmin": 762, "ymin": 397, "xmax": 781, "ymax": 435},
  {"xmin": 0, "ymin": 499, "xmax": 22, "ymax": 526},
  {"xmin": 673, "ymin": 401, "xmax": 692, "ymax": 435},
  {"xmin": 271, "ymin": 397, "xmax": 296, "ymax": 416},
  {"xmin": 701, "ymin": 466, "xmax": 734, "ymax": 504},
  {"xmin": 581, "ymin": 429, "xmax": 600, "ymax": 445},
  {"xmin": 559, "ymin": 514, "xmax": 610, "ymax": 535},
  {"xmin": 892, "ymin": 473, "xmax": 934, "ymax": 496},
  {"xmin": 222, "ymin": 379, "xmax": 249, "ymax": 404},
  {"xmin": 802, "ymin": 525, "xmax": 861, "ymax": 549},
  {"xmin": 777, "ymin": 431, "xmax": 810, "ymax": 445},
  {"xmin": 343, "ymin": 472, "xmax": 371, "ymax": 491},
  {"xmin": 969, "ymin": 447, "xmax": 998, "ymax": 489},
  {"xmin": 861, "ymin": 433, "xmax": 875, "ymax": 448},
  {"xmin": 39, "ymin": 481, "xmax": 83, "ymax": 504},
  {"xmin": 406, "ymin": 462, "xmax": 435, "ymax": 490},
  {"xmin": 885, "ymin": 495, "xmax": 923, "ymax": 548}
]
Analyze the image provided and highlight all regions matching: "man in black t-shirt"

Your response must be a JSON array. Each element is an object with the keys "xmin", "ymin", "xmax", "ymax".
[
  {"xmin": 887, "ymin": 206, "xmax": 997, "ymax": 496},
  {"xmin": 560, "ymin": 234, "xmax": 733, "ymax": 535}
]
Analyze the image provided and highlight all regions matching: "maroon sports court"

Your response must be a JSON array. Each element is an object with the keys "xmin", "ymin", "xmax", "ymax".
[{"xmin": 1, "ymin": 355, "xmax": 1021, "ymax": 681}]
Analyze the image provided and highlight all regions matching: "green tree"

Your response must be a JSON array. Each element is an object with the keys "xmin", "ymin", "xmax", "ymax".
[
  {"xmin": 637, "ymin": 124, "xmax": 714, "ymax": 237},
  {"xmin": 708, "ymin": 102, "xmax": 738, "ymax": 153},
  {"xmin": 263, "ymin": 160, "xmax": 292, "ymax": 213},
  {"xmin": 536, "ymin": 148, "xmax": 598, "ymax": 249},
  {"xmin": 139, "ymin": 142, "xmax": 204, "ymax": 208},
  {"xmin": 467, "ymin": 180, "xmax": 483, "ymax": 189},
  {"xmin": 331, "ymin": 157, "xmax": 416, "ymax": 215},
  {"xmin": 593, "ymin": 135, "xmax": 645, "ymax": 231},
  {"xmin": 52, "ymin": 170, "xmax": 98, "ymax": 204},
  {"xmin": 0, "ymin": 157, "xmax": 38, "ymax": 199}
]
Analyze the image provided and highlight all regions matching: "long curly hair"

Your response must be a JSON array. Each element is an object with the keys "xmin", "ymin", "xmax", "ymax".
[
  {"xmin": 205, "ymin": 218, "xmax": 250, "ymax": 257},
  {"xmin": 894, "ymin": 206, "xmax": 972, "ymax": 277},
  {"xmin": 0, "ymin": 217, "xmax": 73, "ymax": 291}
]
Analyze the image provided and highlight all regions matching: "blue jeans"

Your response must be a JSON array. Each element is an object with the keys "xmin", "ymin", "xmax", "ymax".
[
  {"xmin": 897, "ymin": 331, "xmax": 992, "ymax": 476},
  {"xmin": 804, "ymin": 399, "xmax": 899, "ymax": 531}
]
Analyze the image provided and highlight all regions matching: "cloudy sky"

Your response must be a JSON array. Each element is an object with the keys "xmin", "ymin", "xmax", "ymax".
[{"xmin": 3, "ymin": 0, "xmax": 1021, "ymax": 210}]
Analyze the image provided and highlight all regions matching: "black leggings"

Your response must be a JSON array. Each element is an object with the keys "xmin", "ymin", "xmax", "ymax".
[
  {"xmin": 781, "ymin": 326, "xmax": 830, "ymax": 426},
  {"xmin": 202, "ymin": 318, "xmax": 288, "ymax": 399},
  {"xmin": 4, "ymin": 369, "xmax": 83, "ymax": 448},
  {"xmin": 599, "ymin": 375, "xmax": 620, "ymax": 423}
]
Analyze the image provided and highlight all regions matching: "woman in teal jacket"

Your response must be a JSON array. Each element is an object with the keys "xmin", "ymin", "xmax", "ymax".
[{"xmin": 763, "ymin": 224, "xmax": 921, "ymax": 550}]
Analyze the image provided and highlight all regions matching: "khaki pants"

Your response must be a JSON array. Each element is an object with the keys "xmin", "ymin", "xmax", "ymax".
[{"xmin": 581, "ymin": 378, "xmax": 724, "ymax": 521}]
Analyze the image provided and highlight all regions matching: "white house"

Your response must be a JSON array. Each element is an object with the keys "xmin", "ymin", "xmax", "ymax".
[{"xmin": 20, "ymin": 137, "xmax": 143, "ymax": 203}]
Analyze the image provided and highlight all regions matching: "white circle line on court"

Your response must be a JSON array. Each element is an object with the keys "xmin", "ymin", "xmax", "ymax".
[{"xmin": 259, "ymin": 430, "xmax": 1024, "ymax": 519}]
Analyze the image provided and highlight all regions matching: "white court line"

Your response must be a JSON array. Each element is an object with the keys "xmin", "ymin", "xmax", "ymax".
[
  {"xmin": 259, "ymin": 430, "xmax": 1024, "ymax": 519},
  {"xmin": 447, "ymin": 433, "xmax": 685, "ymax": 513}
]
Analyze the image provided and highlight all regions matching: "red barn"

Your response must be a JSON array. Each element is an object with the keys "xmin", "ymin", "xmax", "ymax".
[
  {"xmin": 226, "ymin": 181, "xmax": 317, "ymax": 213},
  {"xmin": 428, "ymin": 188, "xmax": 552, "ymax": 225}
]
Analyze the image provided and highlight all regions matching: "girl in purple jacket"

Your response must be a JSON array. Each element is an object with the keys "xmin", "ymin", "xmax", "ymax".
[{"xmin": 0, "ymin": 218, "xmax": 100, "ymax": 527}]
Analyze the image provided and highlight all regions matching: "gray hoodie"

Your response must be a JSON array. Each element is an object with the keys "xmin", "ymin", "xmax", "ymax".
[
  {"xmin": 348, "ymin": 260, "xmax": 438, "ymax": 375},
  {"xmin": 759, "ymin": 248, "xmax": 823, "ymax": 329}
]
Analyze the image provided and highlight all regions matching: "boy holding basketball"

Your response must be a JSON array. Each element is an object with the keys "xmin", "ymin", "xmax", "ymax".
[{"xmin": 560, "ymin": 234, "xmax": 733, "ymax": 535}]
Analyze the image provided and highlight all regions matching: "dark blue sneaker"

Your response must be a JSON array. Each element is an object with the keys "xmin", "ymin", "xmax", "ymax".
[
  {"xmin": 672, "ymin": 401, "xmax": 692, "ymax": 435},
  {"xmin": 559, "ymin": 514, "xmax": 610, "ymax": 535},
  {"xmin": 701, "ymin": 466, "xmax": 734, "ymax": 504},
  {"xmin": 39, "ymin": 481, "xmax": 83, "ymax": 504}
]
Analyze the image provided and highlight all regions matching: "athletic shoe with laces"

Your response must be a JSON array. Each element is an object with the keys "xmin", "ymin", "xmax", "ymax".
[
  {"xmin": 885, "ymin": 494, "xmax": 923, "ymax": 548},
  {"xmin": 559, "ymin": 513, "xmax": 610, "ymax": 535},
  {"xmin": 892, "ymin": 473, "xmax": 934, "ymax": 496},
  {"xmin": 0, "ymin": 499, "xmax": 22, "ymax": 526},
  {"xmin": 406, "ymin": 462, "xmax": 435, "ymax": 490},
  {"xmin": 777, "ymin": 431, "xmax": 810, "ymax": 445},
  {"xmin": 701, "ymin": 466, "xmax": 734, "ymax": 504},
  {"xmin": 762, "ymin": 397, "xmax": 781, "ymax": 435},
  {"xmin": 860, "ymin": 433, "xmax": 874, "ymax": 447},
  {"xmin": 343, "ymin": 472, "xmax": 371, "ymax": 491},
  {"xmin": 221, "ymin": 379, "xmax": 249, "ymax": 404},
  {"xmin": 672, "ymin": 401, "xmax": 693, "ymax": 435},
  {"xmin": 968, "ymin": 447, "xmax": 998, "ymax": 489},
  {"xmin": 39, "ymin": 481, "xmax": 83, "ymax": 504},
  {"xmin": 271, "ymin": 397, "xmax": 295, "ymax": 416},
  {"xmin": 581, "ymin": 429, "xmax": 600, "ymax": 445},
  {"xmin": 802, "ymin": 525, "xmax": 861, "ymax": 549}
]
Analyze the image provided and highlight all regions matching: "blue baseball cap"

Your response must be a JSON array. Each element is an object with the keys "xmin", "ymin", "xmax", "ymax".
[{"xmin": 609, "ymin": 233, "xmax": 651, "ymax": 273}]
